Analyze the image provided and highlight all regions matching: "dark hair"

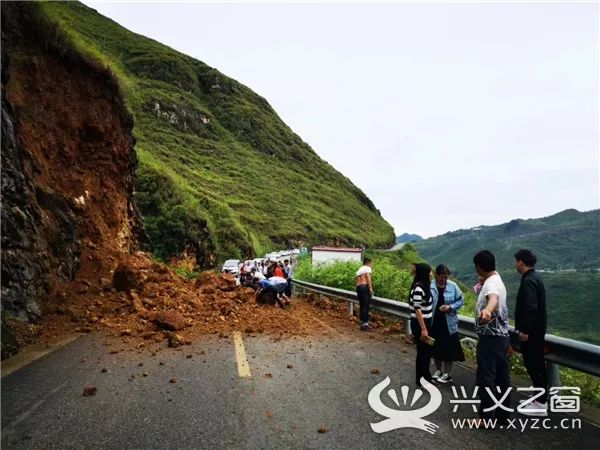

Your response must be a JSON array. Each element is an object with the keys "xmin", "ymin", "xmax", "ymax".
[
  {"xmin": 363, "ymin": 257, "xmax": 372, "ymax": 264},
  {"xmin": 435, "ymin": 264, "xmax": 451, "ymax": 276},
  {"xmin": 473, "ymin": 250, "xmax": 496, "ymax": 272},
  {"xmin": 514, "ymin": 249, "xmax": 537, "ymax": 267},
  {"xmin": 284, "ymin": 259, "xmax": 289, "ymax": 264},
  {"xmin": 410, "ymin": 263, "xmax": 432, "ymax": 298}
]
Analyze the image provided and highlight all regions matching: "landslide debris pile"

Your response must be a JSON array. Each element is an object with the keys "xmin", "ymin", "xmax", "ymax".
[
  {"xmin": 40, "ymin": 249, "xmax": 357, "ymax": 349},
  {"xmin": 45, "ymin": 250, "xmax": 261, "ymax": 344}
]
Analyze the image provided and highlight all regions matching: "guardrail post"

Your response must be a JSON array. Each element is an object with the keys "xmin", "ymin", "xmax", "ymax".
[
  {"xmin": 547, "ymin": 362, "xmax": 561, "ymax": 388},
  {"xmin": 348, "ymin": 301, "xmax": 354, "ymax": 317},
  {"xmin": 405, "ymin": 319, "xmax": 412, "ymax": 336}
]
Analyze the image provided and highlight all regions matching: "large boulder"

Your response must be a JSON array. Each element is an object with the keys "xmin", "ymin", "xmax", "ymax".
[
  {"xmin": 152, "ymin": 310, "xmax": 186, "ymax": 331},
  {"xmin": 113, "ymin": 263, "xmax": 144, "ymax": 292}
]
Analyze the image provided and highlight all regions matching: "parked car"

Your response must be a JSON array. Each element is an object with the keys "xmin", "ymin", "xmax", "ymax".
[{"xmin": 221, "ymin": 259, "xmax": 240, "ymax": 275}]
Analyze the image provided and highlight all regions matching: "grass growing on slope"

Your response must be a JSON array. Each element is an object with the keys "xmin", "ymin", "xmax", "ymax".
[{"xmin": 37, "ymin": 1, "xmax": 396, "ymax": 266}]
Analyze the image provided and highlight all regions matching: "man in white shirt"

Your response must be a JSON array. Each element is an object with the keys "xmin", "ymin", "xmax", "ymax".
[
  {"xmin": 355, "ymin": 258, "xmax": 374, "ymax": 330},
  {"xmin": 284, "ymin": 259, "xmax": 294, "ymax": 297},
  {"xmin": 251, "ymin": 267, "xmax": 265, "ymax": 281},
  {"xmin": 473, "ymin": 250, "xmax": 511, "ymax": 427}
]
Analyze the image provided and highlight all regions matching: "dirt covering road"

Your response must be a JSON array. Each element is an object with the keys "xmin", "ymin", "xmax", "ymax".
[{"xmin": 7, "ymin": 252, "xmax": 405, "ymax": 358}]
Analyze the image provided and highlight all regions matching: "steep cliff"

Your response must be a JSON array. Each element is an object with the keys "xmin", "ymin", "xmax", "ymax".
[{"xmin": 1, "ymin": 3, "xmax": 143, "ymax": 356}]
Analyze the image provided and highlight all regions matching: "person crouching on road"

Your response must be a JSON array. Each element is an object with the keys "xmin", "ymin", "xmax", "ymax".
[
  {"xmin": 408, "ymin": 263, "xmax": 435, "ymax": 387},
  {"xmin": 256, "ymin": 276, "xmax": 289, "ymax": 308},
  {"xmin": 355, "ymin": 258, "xmax": 374, "ymax": 331},
  {"xmin": 430, "ymin": 264, "xmax": 465, "ymax": 384},
  {"xmin": 514, "ymin": 249, "xmax": 548, "ymax": 416},
  {"xmin": 247, "ymin": 267, "xmax": 265, "ymax": 290}
]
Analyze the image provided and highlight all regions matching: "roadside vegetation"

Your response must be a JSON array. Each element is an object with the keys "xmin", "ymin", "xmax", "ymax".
[{"xmin": 295, "ymin": 248, "xmax": 600, "ymax": 408}]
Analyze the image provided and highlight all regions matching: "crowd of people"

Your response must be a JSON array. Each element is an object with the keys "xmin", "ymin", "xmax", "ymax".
[
  {"xmin": 238, "ymin": 259, "xmax": 295, "ymax": 308},
  {"xmin": 355, "ymin": 248, "xmax": 548, "ymax": 426}
]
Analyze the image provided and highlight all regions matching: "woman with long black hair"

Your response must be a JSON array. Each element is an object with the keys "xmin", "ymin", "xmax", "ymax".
[{"xmin": 408, "ymin": 262, "xmax": 435, "ymax": 387}]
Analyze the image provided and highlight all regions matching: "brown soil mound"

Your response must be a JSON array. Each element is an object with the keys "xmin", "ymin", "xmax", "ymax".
[{"xmin": 32, "ymin": 247, "xmax": 360, "ymax": 351}]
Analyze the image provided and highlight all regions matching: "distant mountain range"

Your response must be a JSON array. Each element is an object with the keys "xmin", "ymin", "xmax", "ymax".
[
  {"xmin": 396, "ymin": 233, "xmax": 423, "ymax": 244},
  {"xmin": 415, "ymin": 208, "xmax": 599, "ymax": 275},
  {"xmin": 413, "ymin": 208, "xmax": 600, "ymax": 344}
]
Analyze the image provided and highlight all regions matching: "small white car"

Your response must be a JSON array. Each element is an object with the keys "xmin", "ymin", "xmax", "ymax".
[{"xmin": 221, "ymin": 259, "xmax": 240, "ymax": 275}]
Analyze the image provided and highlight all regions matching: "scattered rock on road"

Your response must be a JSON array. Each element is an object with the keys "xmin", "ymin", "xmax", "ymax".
[
  {"xmin": 371, "ymin": 368, "xmax": 381, "ymax": 374},
  {"xmin": 153, "ymin": 310, "xmax": 186, "ymax": 331},
  {"xmin": 83, "ymin": 385, "xmax": 97, "ymax": 396},
  {"xmin": 167, "ymin": 333, "xmax": 186, "ymax": 348}
]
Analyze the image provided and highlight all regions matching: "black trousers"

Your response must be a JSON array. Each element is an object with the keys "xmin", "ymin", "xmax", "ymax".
[
  {"xmin": 521, "ymin": 331, "xmax": 548, "ymax": 404},
  {"xmin": 476, "ymin": 335, "xmax": 511, "ymax": 420},
  {"xmin": 356, "ymin": 284, "xmax": 371, "ymax": 323},
  {"xmin": 411, "ymin": 318, "xmax": 433, "ymax": 385},
  {"xmin": 285, "ymin": 278, "xmax": 292, "ymax": 297}
]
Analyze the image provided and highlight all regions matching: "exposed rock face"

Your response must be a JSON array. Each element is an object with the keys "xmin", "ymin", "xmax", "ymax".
[{"xmin": 0, "ymin": 3, "xmax": 145, "ymax": 357}]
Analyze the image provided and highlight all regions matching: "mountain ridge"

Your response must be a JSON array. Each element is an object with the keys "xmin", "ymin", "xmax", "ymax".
[
  {"xmin": 413, "ymin": 208, "xmax": 600, "ymax": 343},
  {"xmin": 395, "ymin": 233, "xmax": 423, "ymax": 244},
  {"xmin": 38, "ymin": 1, "xmax": 395, "ymax": 266}
]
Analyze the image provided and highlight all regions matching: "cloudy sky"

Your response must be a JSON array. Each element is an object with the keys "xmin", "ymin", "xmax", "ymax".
[{"xmin": 85, "ymin": 1, "xmax": 599, "ymax": 238}]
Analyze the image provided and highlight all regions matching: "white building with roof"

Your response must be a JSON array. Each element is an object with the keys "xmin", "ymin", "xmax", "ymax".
[{"xmin": 311, "ymin": 246, "xmax": 363, "ymax": 266}]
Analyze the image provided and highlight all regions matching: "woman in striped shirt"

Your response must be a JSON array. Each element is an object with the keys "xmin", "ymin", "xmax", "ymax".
[{"xmin": 409, "ymin": 263, "xmax": 434, "ymax": 386}]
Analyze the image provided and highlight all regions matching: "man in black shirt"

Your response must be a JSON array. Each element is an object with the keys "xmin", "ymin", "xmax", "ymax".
[{"xmin": 514, "ymin": 249, "xmax": 548, "ymax": 416}]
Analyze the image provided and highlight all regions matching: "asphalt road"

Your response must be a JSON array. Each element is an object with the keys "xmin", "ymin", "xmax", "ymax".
[{"xmin": 2, "ymin": 323, "xmax": 599, "ymax": 449}]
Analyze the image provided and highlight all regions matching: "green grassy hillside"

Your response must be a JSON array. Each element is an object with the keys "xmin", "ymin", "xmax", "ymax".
[
  {"xmin": 38, "ymin": 1, "xmax": 395, "ymax": 265},
  {"xmin": 414, "ymin": 209, "xmax": 600, "ymax": 344}
]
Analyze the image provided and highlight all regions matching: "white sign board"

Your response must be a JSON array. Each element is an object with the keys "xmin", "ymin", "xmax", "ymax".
[{"xmin": 311, "ymin": 247, "xmax": 362, "ymax": 266}]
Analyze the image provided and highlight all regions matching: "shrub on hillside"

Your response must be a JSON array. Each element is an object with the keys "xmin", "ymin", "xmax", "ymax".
[{"xmin": 294, "ymin": 257, "xmax": 413, "ymax": 301}]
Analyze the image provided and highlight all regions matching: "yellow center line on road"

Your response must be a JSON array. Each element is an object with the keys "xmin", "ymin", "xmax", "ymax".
[{"xmin": 233, "ymin": 331, "xmax": 252, "ymax": 378}]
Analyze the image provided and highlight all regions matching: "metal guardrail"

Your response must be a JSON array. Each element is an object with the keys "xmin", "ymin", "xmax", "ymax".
[{"xmin": 292, "ymin": 279, "xmax": 600, "ymax": 380}]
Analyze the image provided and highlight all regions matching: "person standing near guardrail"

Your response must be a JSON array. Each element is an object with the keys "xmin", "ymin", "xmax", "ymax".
[
  {"xmin": 514, "ymin": 249, "xmax": 548, "ymax": 417},
  {"xmin": 473, "ymin": 250, "xmax": 511, "ymax": 427},
  {"xmin": 430, "ymin": 264, "xmax": 465, "ymax": 384},
  {"xmin": 408, "ymin": 262, "xmax": 435, "ymax": 387},
  {"xmin": 355, "ymin": 258, "xmax": 374, "ymax": 331},
  {"xmin": 284, "ymin": 259, "xmax": 294, "ymax": 298}
]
